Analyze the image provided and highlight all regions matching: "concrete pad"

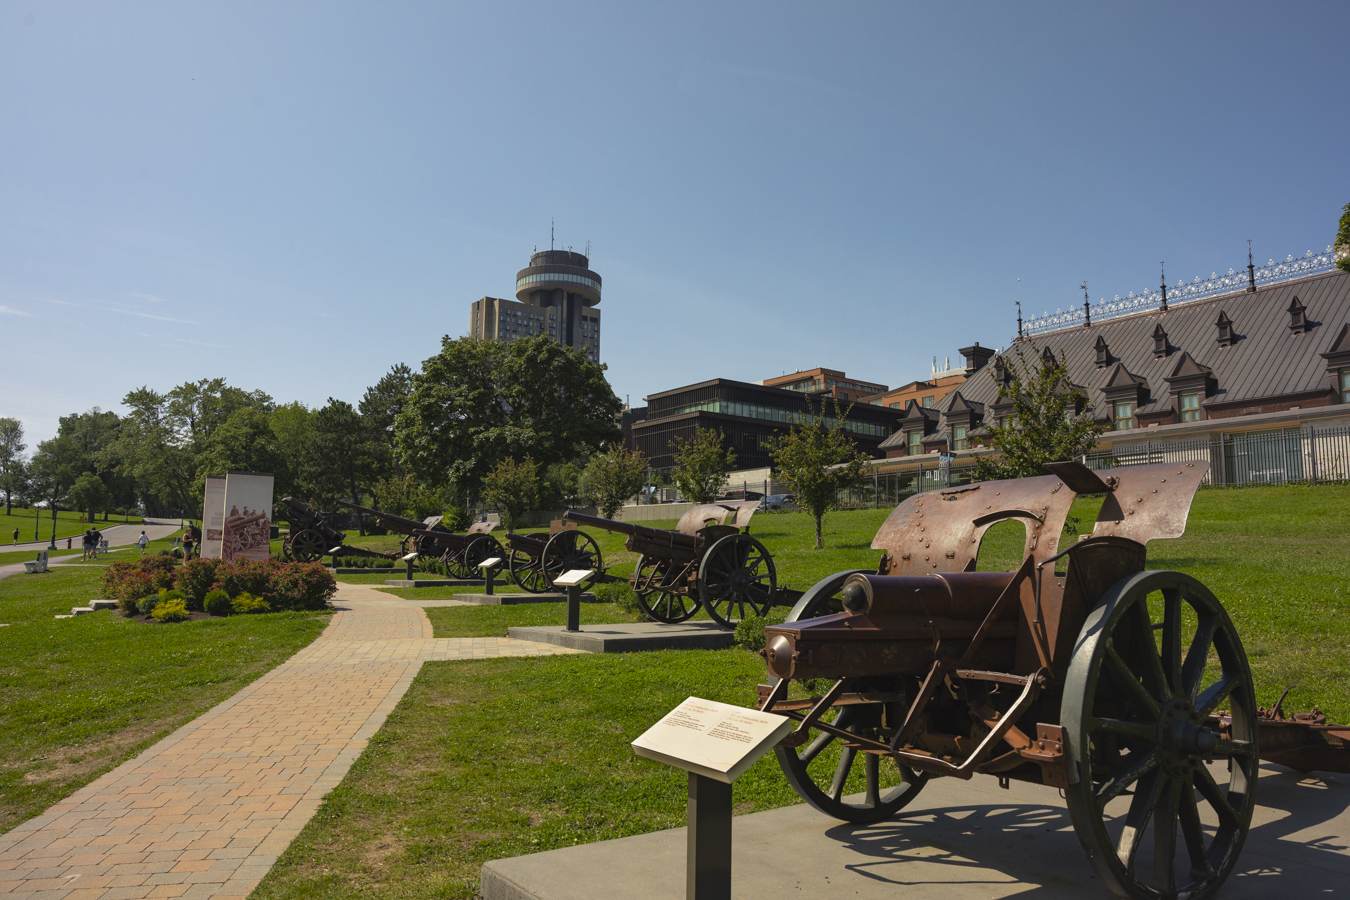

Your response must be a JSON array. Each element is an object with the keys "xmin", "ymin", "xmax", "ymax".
[
  {"xmin": 506, "ymin": 622, "xmax": 734, "ymax": 653},
  {"xmin": 481, "ymin": 763, "xmax": 1350, "ymax": 900},
  {"xmin": 71, "ymin": 606, "xmax": 93, "ymax": 615},
  {"xmin": 90, "ymin": 599, "xmax": 118, "ymax": 611},
  {"xmin": 457, "ymin": 592, "xmax": 598, "ymax": 605},
  {"xmin": 383, "ymin": 578, "xmax": 507, "ymax": 588}
]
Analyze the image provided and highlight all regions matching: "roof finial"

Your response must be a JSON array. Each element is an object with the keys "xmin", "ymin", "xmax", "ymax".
[
  {"xmin": 1247, "ymin": 239, "xmax": 1256, "ymax": 292},
  {"xmin": 1081, "ymin": 281, "xmax": 1091, "ymax": 327},
  {"xmin": 1016, "ymin": 300, "xmax": 1023, "ymax": 338},
  {"xmin": 551, "ymin": 219, "xmax": 555, "ymax": 251},
  {"xmin": 1159, "ymin": 261, "xmax": 1168, "ymax": 311}
]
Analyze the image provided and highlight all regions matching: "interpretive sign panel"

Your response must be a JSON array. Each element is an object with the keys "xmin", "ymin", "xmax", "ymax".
[
  {"xmin": 200, "ymin": 476, "xmax": 227, "ymax": 560},
  {"xmin": 221, "ymin": 471, "xmax": 275, "ymax": 563},
  {"xmin": 632, "ymin": 697, "xmax": 794, "ymax": 783}
]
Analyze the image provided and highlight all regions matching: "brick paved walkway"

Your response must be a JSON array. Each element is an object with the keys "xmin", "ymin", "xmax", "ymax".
[{"xmin": 0, "ymin": 583, "xmax": 580, "ymax": 900}]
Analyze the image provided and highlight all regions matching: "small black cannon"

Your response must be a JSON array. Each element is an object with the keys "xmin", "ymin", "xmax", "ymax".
[
  {"xmin": 335, "ymin": 500, "xmax": 504, "ymax": 577},
  {"xmin": 278, "ymin": 497, "xmax": 394, "ymax": 563},
  {"xmin": 563, "ymin": 501, "xmax": 773, "ymax": 628},
  {"xmin": 502, "ymin": 520, "xmax": 605, "ymax": 593}
]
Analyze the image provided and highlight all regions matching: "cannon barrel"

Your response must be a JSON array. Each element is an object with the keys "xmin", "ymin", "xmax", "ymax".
[
  {"xmin": 281, "ymin": 496, "xmax": 319, "ymax": 518},
  {"xmin": 563, "ymin": 510, "xmax": 703, "ymax": 549},
  {"xmin": 334, "ymin": 499, "xmax": 445, "ymax": 534}
]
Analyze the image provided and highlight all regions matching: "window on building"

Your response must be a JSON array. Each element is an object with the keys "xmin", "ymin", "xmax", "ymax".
[
  {"xmin": 953, "ymin": 425, "xmax": 969, "ymax": 451},
  {"xmin": 889, "ymin": 402, "xmax": 901, "ymax": 409},
  {"xmin": 1180, "ymin": 391, "xmax": 1201, "ymax": 422},
  {"xmin": 907, "ymin": 431, "xmax": 921, "ymax": 456},
  {"xmin": 1341, "ymin": 368, "xmax": 1350, "ymax": 403},
  {"xmin": 1114, "ymin": 400, "xmax": 1135, "ymax": 430},
  {"xmin": 922, "ymin": 396, "xmax": 935, "ymax": 407}
]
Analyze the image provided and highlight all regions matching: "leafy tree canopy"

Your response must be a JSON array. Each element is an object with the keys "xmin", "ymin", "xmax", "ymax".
[
  {"xmin": 1337, "ymin": 201, "xmax": 1350, "ymax": 274},
  {"xmin": 396, "ymin": 336, "xmax": 622, "ymax": 500},
  {"xmin": 0, "ymin": 417, "xmax": 26, "ymax": 513},
  {"xmin": 68, "ymin": 472, "xmax": 114, "ymax": 521},
  {"xmin": 974, "ymin": 345, "xmax": 1106, "ymax": 481},
  {"xmin": 769, "ymin": 399, "xmax": 869, "ymax": 549},
  {"xmin": 670, "ymin": 427, "xmax": 736, "ymax": 505},
  {"xmin": 482, "ymin": 457, "xmax": 540, "ymax": 533},
  {"xmin": 583, "ymin": 446, "xmax": 648, "ymax": 520}
]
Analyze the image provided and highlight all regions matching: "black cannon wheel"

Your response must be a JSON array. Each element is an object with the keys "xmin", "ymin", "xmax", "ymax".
[
  {"xmin": 508, "ymin": 537, "xmax": 551, "ymax": 593},
  {"xmin": 632, "ymin": 555, "xmax": 698, "ymax": 624},
  {"xmin": 1062, "ymin": 571, "xmax": 1258, "ymax": 900},
  {"xmin": 461, "ymin": 535, "xmax": 505, "ymax": 579},
  {"xmin": 697, "ymin": 533, "xmax": 776, "ymax": 629},
  {"xmin": 541, "ymin": 531, "xmax": 602, "ymax": 592},
  {"xmin": 289, "ymin": 529, "xmax": 328, "ymax": 563}
]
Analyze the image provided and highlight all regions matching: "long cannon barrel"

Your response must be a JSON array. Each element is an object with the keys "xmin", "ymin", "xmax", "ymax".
[
  {"xmin": 563, "ymin": 510, "xmax": 703, "ymax": 549},
  {"xmin": 335, "ymin": 499, "xmax": 447, "ymax": 534}
]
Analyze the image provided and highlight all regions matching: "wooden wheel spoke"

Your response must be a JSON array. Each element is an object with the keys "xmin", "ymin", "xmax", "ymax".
[
  {"xmin": 1105, "ymin": 648, "xmax": 1162, "ymax": 717},
  {"xmin": 1150, "ymin": 773, "xmax": 1181, "ymax": 893},
  {"xmin": 1196, "ymin": 674, "xmax": 1241, "ymax": 717},
  {"xmin": 864, "ymin": 752, "xmax": 881, "ymax": 808},
  {"xmin": 1181, "ymin": 614, "xmax": 1218, "ymax": 700},
  {"xmin": 1129, "ymin": 601, "xmax": 1173, "ymax": 700},
  {"xmin": 1193, "ymin": 765, "xmax": 1239, "ymax": 826},
  {"xmin": 1092, "ymin": 717, "xmax": 1158, "ymax": 744},
  {"xmin": 1178, "ymin": 782, "xmax": 1215, "ymax": 879},
  {"xmin": 829, "ymin": 746, "xmax": 858, "ymax": 802},
  {"xmin": 799, "ymin": 729, "xmax": 838, "ymax": 764},
  {"xmin": 1161, "ymin": 588, "xmax": 1183, "ymax": 696},
  {"xmin": 1116, "ymin": 769, "xmax": 1164, "ymax": 866},
  {"xmin": 1097, "ymin": 749, "xmax": 1161, "ymax": 805},
  {"xmin": 1213, "ymin": 737, "xmax": 1255, "ymax": 759}
]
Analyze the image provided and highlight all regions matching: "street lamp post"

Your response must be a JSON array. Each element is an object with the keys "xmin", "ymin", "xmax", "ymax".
[{"xmin": 48, "ymin": 499, "xmax": 57, "ymax": 550}]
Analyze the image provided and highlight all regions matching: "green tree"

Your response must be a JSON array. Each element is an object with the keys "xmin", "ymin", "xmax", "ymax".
[
  {"xmin": 294, "ymin": 399, "xmax": 379, "ymax": 530},
  {"xmin": 396, "ymin": 335, "xmax": 622, "ymax": 503},
  {"xmin": 541, "ymin": 460, "xmax": 586, "ymax": 510},
  {"xmin": 68, "ymin": 473, "xmax": 114, "ymax": 522},
  {"xmin": 0, "ymin": 417, "xmax": 25, "ymax": 514},
  {"xmin": 29, "ymin": 436, "xmax": 83, "ymax": 539},
  {"xmin": 57, "ymin": 409, "xmax": 136, "ymax": 516},
  {"xmin": 670, "ymin": 427, "xmax": 736, "ymax": 505},
  {"xmin": 583, "ymin": 446, "xmax": 648, "ymax": 519},
  {"xmin": 196, "ymin": 406, "xmax": 290, "ymax": 497},
  {"xmin": 974, "ymin": 345, "xmax": 1107, "ymax": 481},
  {"xmin": 769, "ymin": 399, "xmax": 870, "ymax": 549},
  {"xmin": 482, "ymin": 457, "xmax": 540, "ymax": 533},
  {"xmin": 1337, "ymin": 201, "xmax": 1350, "ymax": 274},
  {"xmin": 360, "ymin": 363, "xmax": 413, "ymax": 480}
]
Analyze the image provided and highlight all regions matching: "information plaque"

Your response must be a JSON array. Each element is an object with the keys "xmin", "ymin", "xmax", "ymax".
[{"xmin": 632, "ymin": 696, "xmax": 794, "ymax": 784}]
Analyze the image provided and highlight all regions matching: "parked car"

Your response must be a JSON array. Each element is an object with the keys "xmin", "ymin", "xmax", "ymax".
[
  {"xmin": 719, "ymin": 489, "xmax": 765, "ymax": 501},
  {"xmin": 758, "ymin": 493, "xmax": 797, "ymax": 511}
]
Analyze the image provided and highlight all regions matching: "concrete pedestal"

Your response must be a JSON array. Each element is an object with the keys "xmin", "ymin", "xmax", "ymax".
[
  {"xmin": 481, "ymin": 763, "xmax": 1350, "ymax": 900},
  {"xmin": 383, "ymin": 578, "xmax": 507, "ymax": 588},
  {"xmin": 457, "ymin": 592, "xmax": 598, "ymax": 606},
  {"xmin": 505, "ymin": 622, "xmax": 735, "ymax": 653}
]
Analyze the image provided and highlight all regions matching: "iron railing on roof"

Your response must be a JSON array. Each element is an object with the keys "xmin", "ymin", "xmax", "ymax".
[{"xmin": 1024, "ymin": 246, "xmax": 1337, "ymax": 336}]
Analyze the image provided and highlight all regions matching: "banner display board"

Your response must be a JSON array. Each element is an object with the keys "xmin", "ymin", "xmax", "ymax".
[
  {"xmin": 201, "ymin": 476, "xmax": 227, "ymax": 559},
  {"xmin": 221, "ymin": 471, "xmax": 275, "ymax": 563}
]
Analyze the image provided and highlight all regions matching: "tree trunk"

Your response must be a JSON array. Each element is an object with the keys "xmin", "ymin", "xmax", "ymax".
[{"xmin": 814, "ymin": 512, "xmax": 823, "ymax": 550}]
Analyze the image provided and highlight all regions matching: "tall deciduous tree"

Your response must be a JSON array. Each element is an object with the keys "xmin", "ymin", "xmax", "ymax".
[
  {"xmin": 0, "ymin": 417, "xmax": 25, "ymax": 514},
  {"xmin": 482, "ymin": 457, "xmax": 540, "ymax": 533},
  {"xmin": 68, "ymin": 473, "xmax": 114, "ymax": 522},
  {"xmin": 974, "ymin": 345, "xmax": 1106, "ymax": 481},
  {"xmin": 583, "ymin": 446, "xmax": 648, "ymax": 519},
  {"xmin": 670, "ymin": 427, "xmax": 736, "ymax": 505},
  {"xmin": 769, "ymin": 399, "xmax": 869, "ymax": 549},
  {"xmin": 360, "ymin": 363, "xmax": 413, "ymax": 480},
  {"xmin": 29, "ymin": 436, "xmax": 84, "ymax": 538},
  {"xmin": 396, "ymin": 335, "xmax": 622, "ymax": 503},
  {"xmin": 294, "ymin": 399, "xmax": 380, "ymax": 530}
]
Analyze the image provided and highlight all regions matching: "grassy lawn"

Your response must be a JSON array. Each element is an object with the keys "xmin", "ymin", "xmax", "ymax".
[
  {"xmin": 0, "ymin": 566, "xmax": 331, "ymax": 833},
  {"xmin": 1, "ymin": 509, "xmax": 146, "ymax": 545},
  {"xmin": 249, "ymin": 483, "xmax": 1350, "ymax": 900}
]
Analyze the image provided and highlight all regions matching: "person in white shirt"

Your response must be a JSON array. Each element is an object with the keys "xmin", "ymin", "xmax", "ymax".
[{"xmin": 137, "ymin": 531, "xmax": 149, "ymax": 554}]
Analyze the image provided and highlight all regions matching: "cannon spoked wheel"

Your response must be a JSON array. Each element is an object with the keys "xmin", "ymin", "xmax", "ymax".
[
  {"xmin": 1062, "ymin": 571, "xmax": 1258, "ymax": 900},
  {"xmin": 461, "ymin": 534, "xmax": 505, "ymax": 579},
  {"xmin": 508, "ymin": 534, "xmax": 552, "ymax": 593},
  {"xmin": 288, "ymin": 528, "xmax": 328, "ymax": 563},
  {"xmin": 632, "ymin": 555, "xmax": 698, "ymax": 624},
  {"xmin": 541, "ymin": 530, "xmax": 602, "ymax": 592},
  {"xmin": 698, "ymin": 533, "xmax": 776, "ymax": 629}
]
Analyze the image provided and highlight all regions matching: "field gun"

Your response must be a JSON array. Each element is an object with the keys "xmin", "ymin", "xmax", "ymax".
[
  {"xmin": 277, "ymin": 497, "xmax": 396, "ymax": 563},
  {"xmin": 564, "ymin": 501, "xmax": 773, "ymax": 628},
  {"xmin": 333, "ymin": 500, "xmax": 504, "ymax": 576},
  {"xmin": 502, "ymin": 520, "xmax": 607, "ymax": 593},
  {"xmin": 753, "ymin": 460, "xmax": 1350, "ymax": 900}
]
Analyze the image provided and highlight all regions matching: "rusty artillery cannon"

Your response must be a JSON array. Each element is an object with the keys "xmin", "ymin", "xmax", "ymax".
[
  {"xmin": 335, "ymin": 500, "xmax": 503, "ymax": 578},
  {"xmin": 752, "ymin": 460, "xmax": 1349, "ymax": 900},
  {"xmin": 277, "ymin": 497, "xmax": 396, "ymax": 563},
  {"xmin": 564, "ymin": 501, "xmax": 773, "ymax": 628},
  {"xmin": 502, "ymin": 521, "xmax": 605, "ymax": 593}
]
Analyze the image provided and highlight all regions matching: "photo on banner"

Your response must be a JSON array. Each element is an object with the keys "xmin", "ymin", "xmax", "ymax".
[
  {"xmin": 200, "ymin": 476, "xmax": 227, "ymax": 559},
  {"xmin": 221, "ymin": 471, "xmax": 275, "ymax": 562}
]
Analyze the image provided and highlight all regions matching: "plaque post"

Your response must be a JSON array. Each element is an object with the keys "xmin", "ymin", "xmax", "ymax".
[
  {"xmin": 552, "ymin": 569, "xmax": 594, "ymax": 633},
  {"xmin": 478, "ymin": 557, "xmax": 502, "ymax": 596},
  {"xmin": 402, "ymin": 551, "xmax": 418, "ymax": 580},
  {"xmin": 687, "ymin": 773, "xmax": 732, "ymax": 900}
]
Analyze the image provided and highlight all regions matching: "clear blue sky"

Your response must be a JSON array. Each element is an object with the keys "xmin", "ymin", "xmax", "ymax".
[{"xmin": 4, "ymin": 1, "xmax": 1347, "ymax": 444}]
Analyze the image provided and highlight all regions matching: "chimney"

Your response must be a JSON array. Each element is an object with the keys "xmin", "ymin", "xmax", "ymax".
[{"xmin": 958, "ymin": 342, "xmax": 996, "ymax": 375}]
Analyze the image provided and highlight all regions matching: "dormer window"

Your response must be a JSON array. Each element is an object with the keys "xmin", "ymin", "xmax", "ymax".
[
  {"xmin": 992, "ymin": 355, "xmax": 1007, "ymax": 384},
  {"xmin": 1042, "ymin": 347, "xmax": 1057, "ymax": 367},
  {"xmin": 1179, "ymin": 391, "xmax": 1201, "ymax": 422},
  {"xmin": 1216, "ymin": 311, "xmax": 1234, "ymax": 347},
  {"xmin": 1341, "ymin": 368, "xmax": 1350, "ymax": 403},
  {"xmin": 907, "ymin": 430, "xmax": 922, "ymax": 456},
  {"xmin": 952, "ymin": 425, "xmax": 969, "ymax": 450},
  {"xmin": 1094, "ymin": 335, "xmax": 1109, "ymax": 367},
  {"xmin": 1289, "ymin": 297, "xmax": 1308, "ymax": 334},
  {"xmin": 1113, "ymin": 400, "xmax": 1136, "ymax": 430},
  {"xmin": 1153, "ymin": 324, "xmax": 1169, "ymax": 358}
]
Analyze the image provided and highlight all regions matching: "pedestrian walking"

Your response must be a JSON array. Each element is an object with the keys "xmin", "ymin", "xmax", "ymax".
[
  {"xmin": 91, "ymin": 528, "xmax": 102, "ymax": 560},
  {"xmin": 137, "ymin": 531, "xmax": 148, "ymax": 554},
  {"xmin": 181, "ymin": 528, "xmax": 194, "ymax": 560},
  {"xmin": 11, "ymin": 526, "xmax": 17, "ymax": 546},
  {"xmin": 81, "ymin": 530, "xmax": 93, "ymax": 560}
]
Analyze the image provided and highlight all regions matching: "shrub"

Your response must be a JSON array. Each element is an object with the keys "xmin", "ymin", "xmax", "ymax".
[
  {"xmin": 152, "ymin": 598, "xmax": 190, "ymax": 622},
  {"xmin": 232, "ymin": 593, "xmax": 271, "ymax": 614},
  {"xmin": 733, "ymin": 609, "xmax": 788, "ymax": 652},
  {"xmin": 213, "ymin": 559, "xmax": 272, "ymax": 600},
  {"xmin": 204, "ymin": 590, "xmax": 233, "ymax": 617},
  {"xmin": 137, "ymin": 594, "xmax": 162, "ymax": 615},
  {"xmin": 101, "ymin": 556, "xmax": 177, "ymax": 603},
  {"xmin": 265, "ymin": 562, "xmax": 337, "ymax": 611},
  {"xmin": 176, "ymin": 558, "xmax": 227, "ymax": 611}
]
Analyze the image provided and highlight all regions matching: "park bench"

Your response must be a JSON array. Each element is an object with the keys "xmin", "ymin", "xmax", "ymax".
[{"xmin": 23, "ymin": 550, "xmax": 49, "ymax": 574}]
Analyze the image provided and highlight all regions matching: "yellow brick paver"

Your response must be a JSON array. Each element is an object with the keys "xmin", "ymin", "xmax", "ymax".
[{"xmin": 0, "ymin": 582, "xmax": 580, "ymax": 899}]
